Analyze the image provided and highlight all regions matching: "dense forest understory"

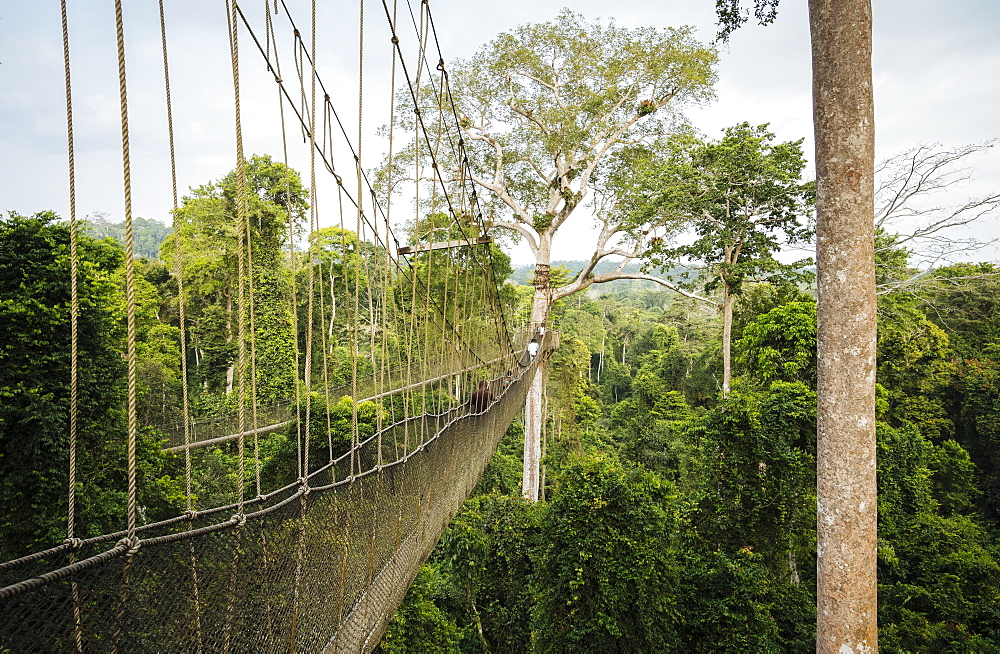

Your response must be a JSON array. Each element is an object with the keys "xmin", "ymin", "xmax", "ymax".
[{"xmin": 380, "ymin": 267, "xmax": 1000, "ymax": 653}]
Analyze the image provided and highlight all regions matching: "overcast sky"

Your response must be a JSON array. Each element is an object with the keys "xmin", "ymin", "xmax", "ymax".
[{"xmin": 1, "ymin": 0, "xmax": 997, "ymax": 264}]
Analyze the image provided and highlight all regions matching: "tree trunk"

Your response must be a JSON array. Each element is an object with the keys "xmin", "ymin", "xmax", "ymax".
[
  {"xmin": 810, "ymin": 1, "xmax": 878, "ymax": 651},
  {"xmin": 522, "ymin": 257, "xmax": 552, "ymax": 502},
  {"xmin": 721, "ymin": 285, "xmax": 734, "ymax": 396},
  {"xmin": 597, "ymin": 334, "xmax": 605, "ymax": 383},
  {"xmin": 522, "ymin": 363, "xmax": 545, "ymax": 502}
]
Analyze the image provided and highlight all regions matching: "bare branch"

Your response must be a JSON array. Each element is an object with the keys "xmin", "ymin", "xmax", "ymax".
[
  {"xmin": 489, "ymin": 219, "xmax": 539, "ymax": 252},
  {"xmin": 553, "ymin": 270, "xmax": 715, "ymax": 304},
  {"xmin": 875, "ymin": 142, "xmax": 1000, "ymax": 257}
]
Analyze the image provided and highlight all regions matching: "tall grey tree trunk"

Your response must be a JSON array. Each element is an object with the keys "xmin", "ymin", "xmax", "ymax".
[
  {"xmin": 522, "ymin": 352, "xmax": 545, "ymax": 502},
  {"xmin": 721, "ymin": 286, "xmax": 734, "ymax": 396},
  {"xmin": 522, "ymin": 260, "xmax": 551, "ymax": 501},
  {"xmin": 810, "ymin": 0, "xmax": 878, "ymax": 651}
]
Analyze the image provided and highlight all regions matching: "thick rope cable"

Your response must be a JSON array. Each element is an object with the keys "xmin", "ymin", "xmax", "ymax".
[
  {"xmin": 302, "ymin": 0, "xmax": 320, "ymax": 486},
  {"xmin": 111, "ymin": 0, "xmax": 139, "ymax": 546},
  {"xmin": 59, "ymin": 3, "xmax": 84, "ymax": 651},
  {"xmin": 59, "ymin": 0, "xmax": 79, "ymax": 549},
  {"xmin": 227, "ymin": 0, "xmax": 250, "ymax": 514},
  {"xmin": 351, "ymin": 0, "xmax": 365, "ymax": 477},
  {"xmin": 271, "ymin": 0, "xmax": 307, "ymax": 491}
]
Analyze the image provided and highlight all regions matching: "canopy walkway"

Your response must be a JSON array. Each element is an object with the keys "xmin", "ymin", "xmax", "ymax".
[
  {"xmin": 0, "ymin": 335, "xmax": 554, "ymax": 651},
  {"xmin": 0, "ymin": 0, "xmax": 547, "ymax": 650}
]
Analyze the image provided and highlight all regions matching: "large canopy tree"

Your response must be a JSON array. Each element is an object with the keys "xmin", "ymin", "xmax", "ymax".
[
  {"xmin": 616, "ymin": 123, "xmax": 814, "ymax": 395},
  {"xmin": 161, "ymin": 154, "xmax": 308, "ymax": 401},
  {"xmin": 385, "ymin": 10, "xmax": 718, "ymax": 500}
]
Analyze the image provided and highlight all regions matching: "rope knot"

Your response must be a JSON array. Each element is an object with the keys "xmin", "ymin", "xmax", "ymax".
[
  {"xmin": 436, "ymin": 59, "xmax": 445, "ymax": 71},
  {"xmin": 391, "ymin": 36, "xmax": 399, "ymax": 45},
  {"xmin": 231, "ymin": 513, "xmax": 247, "ymax": 527},
  {"xmin": 63, "ymin": 537, "xmax": 84, "ymax": 550},
  {"xmin": 274, "ymin": 76, "xmax": 283, "ymax": 83},
  {"xmin": 116, "ymin": 536, "xmax": 141, "ymax": 556}
]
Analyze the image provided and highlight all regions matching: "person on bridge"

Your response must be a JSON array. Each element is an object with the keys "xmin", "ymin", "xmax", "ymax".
[
  {"xmin": 469, "ymin": 380, "xmax": 494, "ymax": 412},
  {"xmin": 527, "ymin": 336, "xmax": 540, "ymax": 360}
]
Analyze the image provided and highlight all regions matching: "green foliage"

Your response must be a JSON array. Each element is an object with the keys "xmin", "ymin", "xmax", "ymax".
[
  {"xmin": 877, "ymin": 298, "xmax": 956, "ymax": 439},
  {"xmin": 379, "ymin": 564, "xmax": 462, "ymax": 653},
  {"xmin": 473, "ymin": 422, "xmax": 524, "ymax": 496},
  {"xmin": 160, "ymin": 154, "xmax": 306, "ymax": 400},
  {"xmin": 673, "ymin": 548, "xmax": 814, "ymax": 653},
  {"xmin": 919, "ymin": 262, "xmax": 1000, "ymax": 360},
  {"xmin": 687, "ymin": 382, "xmax": 816, "ymax": 565},
  {"xmin": 928, "ymin": 440, "xmax": 980, "ymax": 517},
  {"xmin": 737, "ymin": 300, "xmax": 817, "ymax": 387},
  {"xmin": 621, "ymin": 123, "xmax": 814, "ymax": 299},
  {"xmin": 877, "ymin": 421, "xmax": 1000, "ymax": 650},
  {"xmin": 533, "ymin": 453, "xmax": 682, "ymax": 652},
  {"xmin": 714, "ymin": 0, "xmax": 781, "ymax": 42},
  {"xmin": 0, "ymin": 212, "xmax": 184, "ymax": 557},
  {"xmin": 85, "ymin": 214, "xmax": 172, "ymax": 259},
  {"xmin": 954, "ymin": 353, "xmax": 1000, "ymax": 519},
  {"xmin": 438, "ymin": 494, "xmax": 539, "ymax": 652}
]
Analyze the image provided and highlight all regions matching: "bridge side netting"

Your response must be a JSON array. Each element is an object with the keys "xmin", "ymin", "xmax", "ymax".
[{"xmin": 0, "ymin": 350, "xmax": 541, "ymax": 652}]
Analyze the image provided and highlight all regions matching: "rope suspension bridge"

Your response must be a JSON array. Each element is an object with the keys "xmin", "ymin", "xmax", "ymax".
[{"xmin": 0, "ymin": 1, "xmax": 552, "ymax": 650}]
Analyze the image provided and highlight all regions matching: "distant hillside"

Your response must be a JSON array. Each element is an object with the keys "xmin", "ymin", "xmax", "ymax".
[{"xmin": 85, "ymin": 215, "xmax": 172, "ymax": 260}]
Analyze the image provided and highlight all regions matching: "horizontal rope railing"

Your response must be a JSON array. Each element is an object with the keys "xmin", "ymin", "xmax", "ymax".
[
  {"xmin": 153, "ymin": 326, "xmax": 536, "ymax": 450},
  {"xmin": 161, "ymin": 349, "xmax": 519, "ymax": 453}
]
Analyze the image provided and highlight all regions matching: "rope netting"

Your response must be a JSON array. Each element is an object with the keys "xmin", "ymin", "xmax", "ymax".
[
  {"xmin": 1, "ymin": 0, "xmax": 547, "ymax": 650},
  {"xmin": 0, "ymin": 350, "xmax": 547, "ymax": 651}
]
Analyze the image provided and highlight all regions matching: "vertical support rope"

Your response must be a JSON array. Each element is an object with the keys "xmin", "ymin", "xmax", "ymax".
[
  {"xmin": 224, "ymin": 7, "xmax": 248, "ymax": 650},
  {"xmin": 351, "ymin": 0, "xmax": 365, "ymax": 477},
  {"xmin": 158, "ymin": 0, "xmax": 194, "ymax": 512},
  {"xmin": 227, "ymin": 0, "xmax": 250, "ymax": 513},
  {"xmin": 59, "ymin": 0, "xmax": 78, "ymax": 548},
  {"xmin": 59, "ymin": 3, "xmax": 84, "ymax": 650},
  {"xmin": 112, "ymin": 0, "xmax": 139, "ymax": 544},
  {"xmin": 272, "ymin": 5, "xmax": 307, "ymax": 488},
  {"xmin": 303, "ymin": 0, "xmax": 319, "ymax": 484}
]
